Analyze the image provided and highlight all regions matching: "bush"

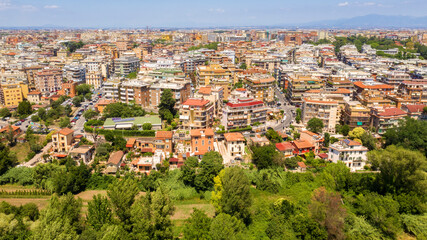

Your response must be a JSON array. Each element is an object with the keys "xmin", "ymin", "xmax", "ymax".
[
  {"xmin": 0, "ymin": 167, "xmax": 34, "ymax": 185},
  {"xmin": 401, "ymin": 214, "xmax": 427, "ymax": 240}
]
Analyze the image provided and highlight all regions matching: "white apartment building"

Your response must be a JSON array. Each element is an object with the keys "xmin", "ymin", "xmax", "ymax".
[
  {"xmin": 63, "ymin": 64, "xmax": 86, "ymax": 83},
  {"xmin": 114, "ymin": 53, "xmax": 140, "ymax": 76},
  {"xmin": 302, "ymin": 97, "xmax": 338, "ymax": 133},
  {"xmin": 328, "ymin": 139, "xmax": 368, "ymax": 172}
]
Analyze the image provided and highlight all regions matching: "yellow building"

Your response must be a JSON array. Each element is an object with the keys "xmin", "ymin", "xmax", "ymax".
[
  {"xmin": 245, "ymin": 74, "xmax": 275, "ymax": 104},
  {"xmin": 0, "ymin": 82, "xmax": 29, "ymax": 107},
  {"xmin": 196, "ymin": 64, "xmax": 237, "ymax": 87},
  {"xmin": 52, "ymin": 128, "xmax": 74, "ymax": 153}
]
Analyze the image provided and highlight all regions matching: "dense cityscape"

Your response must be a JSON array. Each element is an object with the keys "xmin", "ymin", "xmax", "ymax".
[{"xmin": 0, "ymin": 16, "xmax": 426, "ymax": 240}]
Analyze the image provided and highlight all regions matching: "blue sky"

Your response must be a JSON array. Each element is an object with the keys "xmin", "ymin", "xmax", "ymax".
[{"xmin": 0, "ymin": 0, "xmax": 425, "ymax": 27}]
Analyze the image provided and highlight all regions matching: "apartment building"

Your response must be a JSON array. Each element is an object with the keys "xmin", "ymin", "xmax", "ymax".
[
  {"xmin": 34, "ymin": 69, "xmax": 63, "ymax": 93},
  {"xmin": 370, "ymin": 107, "xmax": 407, "ymax": 134},
  {"xmin": 224, "ymin": 132, "xmax": 245, "ymax": 158},
  {"xmin": 398, "ymin": 80, "xmax": 427, "ymax": 103},
  {"xmin": 52, "ymin": 128, "xmax": 74, "ymax": 153},
  {"xmin": 286, "ymin": 74, "xmax": 322, "ymax": 106},
  {"xmin": 63, "ymin": 64, "xmax": 86, "ymax": 83},
  {"xmin": 155, "ymin": 131, "xmax": 173, "ymax": 154},
  {"xmin": 221, "ymin": 98, "xmax": 267, "ymax": 130},
  {"xmin": 194, "ymin": 86, "xmax": 224, "ymax": 117},
  {"xmin": 0, "ymin": 82, "xmax": 29, "ymax": 107},
  {"xmin": 196, "ymin": 64, "xmax": 234, "ymax": 86},
  {"xmin": 180, "ymin": 98, "xmax": 214, "ymax": 129},
  {"xmin": 190, "ymin": 128, "xmax": 214, "ymax": 156},
  {"xmin": 27, "ymin": 91, "xmax": 42, "ymax": 104},
  {"xmin": 328, "ymin": 139, "xmax": 368, "ymax": 172},
  {"xmin": 245, "ymin": 74, "xmax": 275, "ymax": 104},
  {"xmin": 379, "ymin": 71, "xmax": 411, "ymax": 87},
  {"xmin": 114, "ymin": 54, "xmax": 140, "ymax": 76},
  {"xmin": 302, "ymin": 97, "xmax": 338, "ymax": 133},
  {"xmin": 82, "ymin": 57, "xmax": 110, "ymax": 89},
  {"xmin": 342, "ymin": 100, "xmax": 371, "ymax": 129},
  {"xmin": 353, "ymin": 81, "xmax": 394, "ymax": 107},
  {"xmin": 150, "ymin": 80, "xmax": 191, "ymax": 109},
  {"xmin": 119, "ymin": 80, "xmax": 150, "ymax": 107},
  {"xmin": 104, "ymin": 78, "xmax": 121, "ymax": 100}
]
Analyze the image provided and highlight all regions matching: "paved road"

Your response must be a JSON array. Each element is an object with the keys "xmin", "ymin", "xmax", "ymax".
[
  {"xmin": 23, "ymin": 88, "xmax": 104, "ymax": 167},
  {"xmin": 21, "ymin": 142, "xmax": 52, "ymax": 167},
  {"xmin": 273, "ymin": 87, "xmax": 295, "ymax": 131}
]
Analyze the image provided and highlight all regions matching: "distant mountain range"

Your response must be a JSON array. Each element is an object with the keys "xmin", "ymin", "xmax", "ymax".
[
  {"xmin": 288, "ymin": 14, "xmax": 427, "ymax": 29},
  {"xmin": 0, "ymin": 14, "xmax": 426, "ymax": 30}
]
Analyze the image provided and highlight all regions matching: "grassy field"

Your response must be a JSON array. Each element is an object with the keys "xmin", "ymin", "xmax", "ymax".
[{"xmin": 10, "ymin": 135, "xmax": 45, "ymax": 163}]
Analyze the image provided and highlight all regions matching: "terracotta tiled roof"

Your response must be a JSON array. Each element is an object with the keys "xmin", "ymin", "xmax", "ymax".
[
  {"xmin": 156, "ymin": 131, "xmax": 173, "ymax": 139},
  {"xmin": 342, "ymin": 139, "xmax": 362, "ymax": 146},
  {"xmin": 293, "ymin": 139, "xmax": 314, "ymax": 149},
  {"xmin": 190, "ymin": 128, "xmax": 214, "ymax": 137},
  {"xmin": 224, "ymin": 132, "xmax": 245, "ymax": 142},
  {"xmin": 27, "ymin": 91, "xmax": 41, "ymax": 95},
  {"xmin": 405, "ymin": 104, "xmax": 426, "ymax": 113},
  {"xmin": 318, "ymin": 153, "xmax": 328, "ymax": 159},
  {"xmin": 59, "ymin": 128, "xmax": 74, "ymax": 136},
  {"xmin": 226, "ymin": 100, "xmax": 264, "ymax": 108},
  {"xmin": 126, "ymin": 138, "xmax": 136, "ymax": 148},
  {"xmin": 331, "ymin": 88, "xmax": 351, "ymax": 94},
  {"xmin": 297, "ymin": 162, "xmax": 307, "ymax": 168},
  {"xmin": 198, "ymin": 86, "xmax": 212, "ymax": 95},
  {"xmin": 276, "ymin": 142, "xmax": 295, "ymax": 151},
  {"xmin": 182, "ymin": 98, "xmax": 210, "ymax": 107},
  {"xmin": 108, "ymin": 151, "xmax": 124, "ymax": 165},
  {"xmin": 378, "ymin": 108, "xmax": 407, "ymax": 117},
  {"xmin": 354, "ymin": 81, "xmax": 393, "ymax": 90}
]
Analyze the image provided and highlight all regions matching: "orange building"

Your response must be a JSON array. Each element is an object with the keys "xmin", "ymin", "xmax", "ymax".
[{"xmin": 190, "ymin": 128, "xmax": 214, "ymax": 156}]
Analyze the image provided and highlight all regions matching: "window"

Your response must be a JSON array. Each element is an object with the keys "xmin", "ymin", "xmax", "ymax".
[
  {"xmin": 208, "ymin": 146, "xmax": 211, "ymax": 151},
  {"xmin": 202, "ymin": 140, "xmax": 204, "ymax": 145},
  {"xmin": 195, "ymin": 140, "xmax": 198, "ymax": 145},
  {"xmin": 208, "ymin": 141, "xmax": 211, "ymax": 145},
  {"xmin": 195, "ymin": 147, "xmax": 198, "ymax": 152}
]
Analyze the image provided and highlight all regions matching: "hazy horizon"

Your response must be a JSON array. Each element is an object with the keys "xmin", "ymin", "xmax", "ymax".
[{"xmin": 0, "ymin": 0, "xmax": 426, "ymax": 28}]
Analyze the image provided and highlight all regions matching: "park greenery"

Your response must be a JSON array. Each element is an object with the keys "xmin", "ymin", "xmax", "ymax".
[
  {"xmin": 331, "ymin": 35, "xmax": 427, "ymax": 59},
  {"xmin": 62, "ymin": 41, "xmax": 85, "ymax": 53},
  {"xmin": 0, "ymin": 140, "xmax": 425, "ymax": 239},
  {"xmin": 187, "ymin": 42, "xmax": 219, "ymax": 51}
]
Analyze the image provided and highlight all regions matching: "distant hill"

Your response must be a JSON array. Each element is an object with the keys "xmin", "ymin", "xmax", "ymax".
[{"xmin": 293, "ymin": 14, "xmax": 427, "ymax": 29}]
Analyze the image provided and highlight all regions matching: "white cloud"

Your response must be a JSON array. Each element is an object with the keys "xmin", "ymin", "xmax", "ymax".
[
  {"xmin": 338, "ymin": 2, "xmax": 349, "ymax": 7},
  {"xmin": 44, "ymin": 5, "xmax": 59, "ymax": 9},
  {"xmin": 0, "ymin": 0, "xmax": 12, "ymax": 10},
  {"xmin": 21, "ymin": 4, "xmax": 37, "ymax": 11},
  {"xmin": 362, "ymin": 2, "xmax": 376, "ymax": 6},
  {"xmin": 208, "ymin": 8, "xmax": 225, "ymax": 13}
]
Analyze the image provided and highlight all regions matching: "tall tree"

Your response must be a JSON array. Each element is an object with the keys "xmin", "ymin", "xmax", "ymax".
[
  {"xmin": 210, "ymin": 213, "xmax": 244, "ymax": 240},
  {"xmin": 32, "ymin": 193, "xmax": 83, "ymax": 240},
  {"xmin": 0, "ymin": 108, "xmax": 11, "ymax": 118},
  {"xmin": 158, "ymin": 89, "xmax": 176, "ymax": 122},
  {"xmin": 383, "ymin": 117, "xmax": 427, "ymax": 156},
  {"xmin": 250, "ymin": 144, "xmax": 278, "ymax": 170},
  {"xmin": 151, "ymin": 186, "xmax": 175, "ymax": 240},
  {"xmin": 17, "ymin": 100, "xmax": 32, "ymax": 116},
  {"xmin": 183, "ymin": 209, "xmax": 212, "ymax": 240},
  {"xmin": 0, "ymin": 143, "xmax": 17, "ymax": 175},
  {"xmin": 86, "ymin": 194, "xmax": 113, "ymax": 230},
  {"xmin": 216, "ymin": 168, "xmax": 252, "ymax": 224},
  {"xmin": 307, "ymin": 117, "xmax": 324, "ymax": 133},
  {"xmin": 368, "ymin": 145, "xmax": 427, "ymax": 195},
  {"xmin": 309, "ymin": 187, "xmax": 347, "ymax": 240},
  {"xmin": 194, "ymin": 151, "xmax": 224, "ymax": 192},
  {"xmin": 107, "ymin": 178, "xmax": 139, "ymax": 224}
]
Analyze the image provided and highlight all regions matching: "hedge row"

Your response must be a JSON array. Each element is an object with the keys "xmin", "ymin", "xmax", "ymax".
[{"xmin": 84, "ymin": 124, "xmax": 156, "ymax": 137}]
